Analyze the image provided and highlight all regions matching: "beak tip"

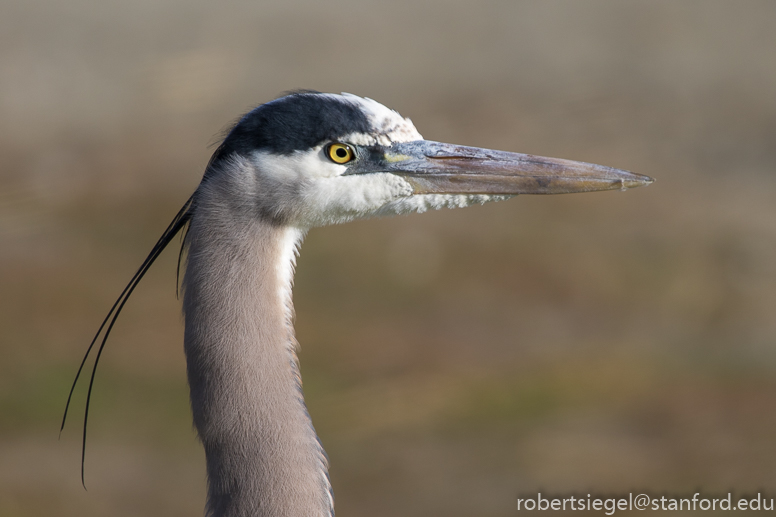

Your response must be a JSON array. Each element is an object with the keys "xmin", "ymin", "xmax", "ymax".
[{"xmin": 620, "ymin": 171, "xmax": 654, "ymax": 190}]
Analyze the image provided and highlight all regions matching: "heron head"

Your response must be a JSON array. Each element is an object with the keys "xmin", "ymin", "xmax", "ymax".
[{"xmin": 200, "ymin": 91, "xmax": 652, "ymax": 228}]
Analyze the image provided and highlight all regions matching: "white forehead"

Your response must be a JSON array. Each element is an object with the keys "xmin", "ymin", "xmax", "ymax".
[{"xmin": 324, "ymin": 93, "xmax": 423, "ymax": 146}]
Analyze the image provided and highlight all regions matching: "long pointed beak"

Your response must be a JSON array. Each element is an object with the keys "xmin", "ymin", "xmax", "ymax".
[{"xmin": 376, "ymin": 140, "xmax": 653, "ymax": 195}]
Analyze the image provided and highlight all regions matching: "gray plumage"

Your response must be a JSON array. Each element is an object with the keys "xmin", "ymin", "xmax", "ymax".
[
  {"xmin": 64, "ymin": 92, "xmax": 652, "ymax": 517},
  {"xmin": 184, "ymin": 169, "xmax": 325, "ymax": 516}
]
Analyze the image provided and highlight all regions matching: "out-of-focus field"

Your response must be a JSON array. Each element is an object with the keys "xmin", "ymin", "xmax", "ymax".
[{"xmin": 2, "ymin": 1, "xmax": 776, "ymax": 515}]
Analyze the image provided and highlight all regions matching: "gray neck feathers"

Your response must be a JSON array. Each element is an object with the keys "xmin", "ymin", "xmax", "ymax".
[{"xmin": 182, "ymin": 165, "xmax": 332, "ymax": 517}]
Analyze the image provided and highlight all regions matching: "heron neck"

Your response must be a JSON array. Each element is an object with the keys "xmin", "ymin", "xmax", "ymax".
[{"xmin": 182, "ymin": 197, "xmax": 330, "ymax": 517}]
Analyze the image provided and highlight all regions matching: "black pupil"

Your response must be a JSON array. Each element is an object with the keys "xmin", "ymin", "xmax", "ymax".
[{"xmin": 335, "ymin": 147, "xmax": 348, "ymax": 158}]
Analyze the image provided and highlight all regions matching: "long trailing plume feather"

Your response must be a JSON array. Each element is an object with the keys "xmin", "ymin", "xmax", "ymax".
[
  {"xmin": 176, "ymin": 222, "xmax": 192, "ymax": 299},
  {"xmin": 61, "ymin": 194, "xmax": 195, "ymax": 487}
]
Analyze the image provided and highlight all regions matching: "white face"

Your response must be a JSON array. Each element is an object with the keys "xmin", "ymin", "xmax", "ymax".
[{"xmin": 245, "ymin": 94, "xmax": 509, "ymax": 229}]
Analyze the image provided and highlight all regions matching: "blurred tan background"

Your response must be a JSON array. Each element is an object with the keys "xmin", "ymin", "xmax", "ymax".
[{"xmin": 2, "ymin": 0, "xmax": 776, "ymax": 515}]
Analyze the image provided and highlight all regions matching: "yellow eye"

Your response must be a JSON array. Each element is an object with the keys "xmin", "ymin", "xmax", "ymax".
[{"xmin": 326, "ymin": 143, "xmax": 355, "ymax": 164}]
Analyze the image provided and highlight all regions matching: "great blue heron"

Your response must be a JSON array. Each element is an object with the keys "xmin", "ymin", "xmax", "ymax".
[{"xmin": 63, "ymin": 91, "xmax": 652, "ymax": 516}]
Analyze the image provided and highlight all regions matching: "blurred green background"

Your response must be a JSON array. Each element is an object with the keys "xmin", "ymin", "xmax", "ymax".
[{"xmin": 2, "ymin": 1, "xmax": 776, "ymax": 515}]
